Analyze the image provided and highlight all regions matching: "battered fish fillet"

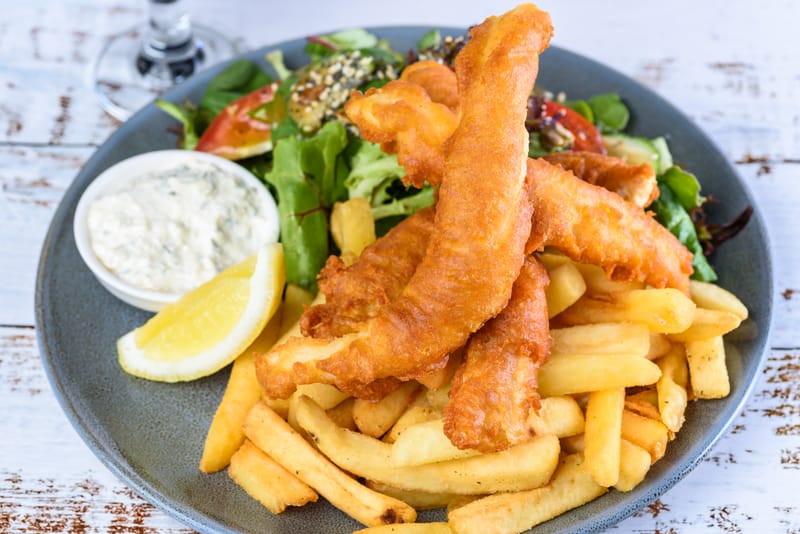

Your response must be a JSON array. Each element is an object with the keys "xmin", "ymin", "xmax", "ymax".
[
  {"xmin": 345, "ymin": 61, "xmax": 459, "ymax": 188},
  {"xmin": 542, "ymin": 151, "xmax": 659, "ymax": 208},
  {"xmin": 525, "ymin": 158, "xmax": 693, "ymax": 292},
  {"xmin": 314, "ymin": 4, "xmax": 553, "ymax": 388},
  {"xmin": 301, "ymin": 207, "xmax": 435, "ymax": 339},
  {"xmin": 398, "ymin": 60, "xmax": 459, "ymax": 113},
  {"xmin": 256, "ymin": 3, "xmax": 554, "ymax": 398},
  {"xmin": 344, "ymin": 80, "xmax": 457, "ymax": 188},
  {"xmin": 443, "ymin": 256, "xmax": 551, "ymax": 453},
  {"xmin": 346, "ymin": 92, "xmax": 690, "ymax": 290}
]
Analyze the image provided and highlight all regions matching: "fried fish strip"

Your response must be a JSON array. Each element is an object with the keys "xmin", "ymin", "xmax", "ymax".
[
  {"xmin": 314, "ymin": 4, "xmax": 553, "ymax": 388},
  {"xmin": 344, "ymin": 61, "xmax": 459, "ymax": 188},
  {"xmin": 542, "ymin": 151, "xmax": 658, "ymax": 208},
  {"xmin": 301, "ymin": 207, "xmax": 436, "ymax": 339},
  {"xmin": 443, "ymin": 256, "xmax": 551, "ymax": 453},
  {"xmin": 399, "ymin": 60, "xmax": 459, "ymax": 112},
  {"xmin": 525, "ymin": 158, "xmax": 693, "ymax": 292},
  {"xmin": 344, "ymin": 80, "xmax": 457, "ymax": 188},
  {"xmin": 257, "ymin": 4, "xmax": 554, "ymax": 398},
  {"xmin": 347, "ymin": 93, "xmax": 690, "ymax": 291}
]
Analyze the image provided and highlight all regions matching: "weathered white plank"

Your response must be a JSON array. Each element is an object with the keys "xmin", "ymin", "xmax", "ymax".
[
  {"xmin": 0, "ymin": 2, "xmax": 137, "ymax": 146},
  {"xmin": 0, "ymin": 145, "xmax": 93, "ymax": 326},
  {"xmin": 2, "ymin": 0, "xmax": 800, "ymax": 532},
  {"xmin": 0, "ymin": 326, "xmax": 193, "ymax": 533}
]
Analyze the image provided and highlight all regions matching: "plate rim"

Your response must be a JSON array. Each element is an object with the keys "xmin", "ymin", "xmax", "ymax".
[{"xmin": 35, "ymin": 24, "xmax": 776, "ymax": 534}]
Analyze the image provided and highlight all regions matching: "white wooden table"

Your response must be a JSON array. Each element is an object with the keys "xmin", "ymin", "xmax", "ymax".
[{"xmin": 2, "ymin": 1, "xmax": 798, "ymax": 532}]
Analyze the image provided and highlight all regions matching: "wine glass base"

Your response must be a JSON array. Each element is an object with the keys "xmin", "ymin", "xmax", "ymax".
[{"xmin": 92, "ymin": 23, "xmax": 243, "ymax": 122}]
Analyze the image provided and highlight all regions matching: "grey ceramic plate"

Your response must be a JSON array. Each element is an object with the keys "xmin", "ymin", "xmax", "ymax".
[{"xmin": 36, "ymin": 27, "xmax": 773, "ymax": 534}]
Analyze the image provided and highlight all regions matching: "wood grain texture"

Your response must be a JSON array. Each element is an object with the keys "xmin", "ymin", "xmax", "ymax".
[
  {"xmin": 2, "ymin": 0, "xmax": 799, "ymax": 532},
  {"xmin": 0, "ymin": 327, "xmax": 194, "ymax": 533}
]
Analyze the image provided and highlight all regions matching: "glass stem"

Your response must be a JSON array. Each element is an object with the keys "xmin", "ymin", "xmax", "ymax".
[
  {"xmin": 145, "ymin": 0, "xmax": 193, "ymax": 53},
  {"xmin": 136, "ymin": 0, "xmax": 203, "ymax": 84}
]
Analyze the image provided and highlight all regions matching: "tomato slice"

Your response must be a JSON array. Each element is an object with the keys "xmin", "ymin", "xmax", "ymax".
[
  {"xmin": 542, "ymin": 101, "xmax": 606, "ymax": 154},
  {"xmin": 195, "ymin": 82, "xmax": 281, "ymax": 160}
]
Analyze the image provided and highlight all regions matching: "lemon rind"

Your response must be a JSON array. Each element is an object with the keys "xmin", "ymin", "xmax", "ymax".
[{"xmin": 118, "ymin": 243, "xmax": 285, "ymax": 382}]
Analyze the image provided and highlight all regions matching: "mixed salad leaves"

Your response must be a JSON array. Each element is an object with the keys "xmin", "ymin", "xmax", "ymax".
[{"xmin": 156, "ymin": 28, "xmax": 750, "ymax": 291}]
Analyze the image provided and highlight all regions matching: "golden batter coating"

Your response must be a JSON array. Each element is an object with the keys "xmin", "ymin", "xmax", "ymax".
[{"xmin": 443, "ymin": 256, "xmax": 551, "ymax": 453}]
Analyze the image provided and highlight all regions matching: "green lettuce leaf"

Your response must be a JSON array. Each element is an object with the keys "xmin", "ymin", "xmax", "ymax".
[
  {"xmin": 650, "ymin": 183, "xmax": 717, "ymax": 282},
  {"xmin": 344, "ymin": 139, "xmax": 435, "ymax": 221},
  {"xmin": 586, "ymin": 93, "xmax": 629, "ymax": 132},
  {"xmin": 200, "ymin": 60, "xmax": 274, "ymax": 118},
  {"xmin": 659, "ymin": 166, "xmax": 706, "ymax": 211},
  {"xmin": 371, "ymin": 187, "xmax": 435, "ymax": 220},
  {"xmin": 154, "ymin": 99, "xmax": 199, "ymax": 150},
  {"xmin": 300, "ymin": 120, "xmax": 350, "ymax": 206},
  {"xmin": 263, "ymin": 137, "xmax": 329, "ymax": 291},
  {"xmin": 262, "ymin": 121, "xmax": 351, "ymax": 291}
]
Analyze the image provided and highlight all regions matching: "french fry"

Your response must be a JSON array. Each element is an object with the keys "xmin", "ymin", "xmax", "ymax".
[
  {"xmin": 550, "ymin": 323, "xmax": 650, "ymax": 357},
  {"xmin": 280, "ymin": 283, "xmax": 315, "ymax": 335},
  {"xmin": 384, "ymin": 405, "xmax": 441, "ymax": 443},
  {"xmin": 535, "ymin": 249, "xmax": 570, "ymax": 270},
  {"xmin": 668, "ymin": 308, "xmax": 742, "ymax": 342},
  {"xmin": 294, "ymin": 395, "xmax": 560, "ymax": 495},
  {"xmin": 244, "ymin": 401, "xmax": 417, "ymax": 526},
  {"xmin": 558, "ymin": 288, "xmax": 696, "ymax": 334},
  {"xmin": 327, "ymin": 397, "xmax": 357, "ymax": 431},
  {"xmin": 583, "ymin": 388, "xmax": 625, "ymax": 487},
  {"xmin": 228, "ymin": 439, "xmax": 318, "ymax": 513},
  {"xmin": 620, "ymin": 409, "xmax": 669, "ymax": 464},
  {"xmin": 572, "ymin": 262, "xmax": 645, "ymax": 294},
  {"xmin": 354, "ymin": 381, "xmax": 421, "ymax": 438},
  {"xmin": 560, "ymin": 433, "xmax": 585, "ymax": 455},
  {"xmin": 536, "ymin": 251, "xmax": 643, "ymax": 294},
  {"xmin": 391, "ymin": 419, "xmax": 479, "ymax": 466},
  {"xmin": 689, "ymin": 280, "xmax": 749, "ymax": 320},
  {"xmin": 614, "ymin": 439, "xmax": 651, "ymax": 492},
  {"xmin": 280, "ymin": 290, "xmax": 324, "ymax": 339},
  {"xmin": 625, "ymin": 389, "xmax": 660, "ymax": 420},
  {"xmin": 685, "ymin": 335, "xmax": 730, "ymax": 399},
  {"xmin": 298, "ymin": 383, "xmax": 350, "ymax": 410},
  {"xmin": 425, "ymin": 382, "xmax": 452, "ymax": 410},
  {"xmin": 199, "ymin": 309, "xmax": 283, "ymax": 473},
  {"xmin": 417, "ymin": 350, "xmax": 463, "ymax": 391},
  {"xmin": 527, "ymin": 395, "xmax": 585, "ymax": 438},
  {"xmin": 446, "ymin": 495, "xmax": 482, "ymax": 513},
  {"xmin": 446, "ymin": 454, "xmax": 607, "ymax": 534},
  {"xmin": 545, "ymin": 261, "xmax": 587, "ymax": 318},
  {"xmin": 263, "ymin": 396, "xmax": 291, "ymax": 420},
  {"xmin": 366, "ymin": 481, "xmax": 459, "ymax": 510},
  {"xmin": 330, "ymin": 197, "xmax": 377, "ymax": 263},
  {"xmin": 646, "ymin": 333, "xmax": 672, "ymax": 360},
  {"xmin": 656, "ymin": 345, "xmax": 689, "ymax": 432},
  {"xmin": 261, "ymin": 288, "xmax": 318, "ymax": 421},
  {"xmin": 287, "ymin": 383, "xmax": 350, "ymax": 431},
  {"xmin": 538, "ymin": 354, "xmax": 661, "ymax": 396},
  {"xmin": 355, "ymin": 523, "xmax": 453, "ymax": 534}
]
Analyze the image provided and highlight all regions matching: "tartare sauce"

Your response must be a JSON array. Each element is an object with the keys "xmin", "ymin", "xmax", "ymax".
[{"xmin": 87, "ymin": 160, "xmax": 277, "ymax": 294}]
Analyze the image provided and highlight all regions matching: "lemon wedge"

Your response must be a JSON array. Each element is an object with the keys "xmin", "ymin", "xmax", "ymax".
[{"xmin": 117, "ymin": 242, "xmax": 285, "ymax": 382}]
